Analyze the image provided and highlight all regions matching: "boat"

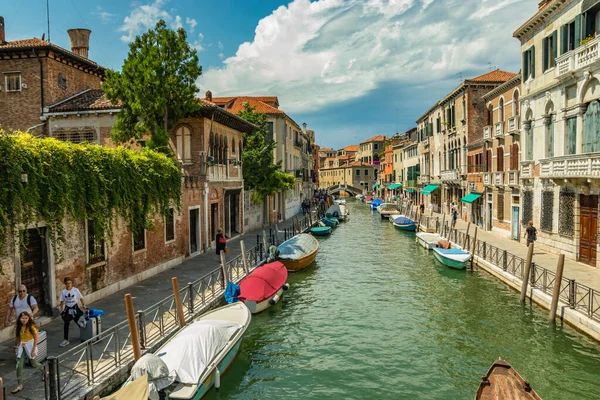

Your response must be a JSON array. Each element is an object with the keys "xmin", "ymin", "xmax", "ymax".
[
  {"xmin": 128, "ymin": 302, "xmax": 251, "ymax": 400},
  {"xmin": 415, "ymin": 232, "xmax": 442, "ymax": 249},
  {"xmin": 378, "ymin": 203, "xmax": 400, "ymax": 219},
  {"xmin": 326, "ymin": 204, "xmax": 344, "ymax": 220},
  {"xmin": 432, "ymin": 247, "xmax": 471, "ymax": 269},
  {"xmin": 311, "ymin": 225, "xmax": 332, "ymax": 236},
  {"xmin": 321, "ymin": 216, "xmax": 339, "ymax": 227},
  {"xmin": 475, "ymin": 358, "xmax": 541, "ymax": 400},
  {"xmin": 101, "ymin": 374, "xmax": 148, "ymax": 400},
  {"xmin": 338, "ymin": 204, "xmax": 349, "ymax": 221},
  {"xmin": 277, "ymin": 233, "xmax": 319, "ymax": 272},
  {"xmin": 334, "ymin": 198, "xmax": 346, "ymax": 205},
  {"xmin": 370, "ymin": 199, "xmax": 383, "ymax": 210},
  {"xmin": 392, "ymin": 216, "xmax": 417, "ymax": 231},
  {"xmin": 364, "ymin": 196, "xmax": 373, "ymax": 204},
  {"xmin": 238, "ymin": 261, "xmax": 289, "ymax": 314}
]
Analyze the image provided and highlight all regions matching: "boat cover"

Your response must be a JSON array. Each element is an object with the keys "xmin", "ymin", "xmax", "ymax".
[
  {"xmin": 364, "ymin": 196, "xmax": 373, "ymax": 201},
  {"xmin": 393, "ymin": 216, "xmax": 415, "ymax": 225},
  {"xmin": 102, "ymin": 374, "xmax": 149, "ymax": 400},
  {"xmin": 131, "ymin": 353, "xmax": 174, "ymax": 400},
  {"xmin": 371, "ymin": 199, "xmax": 383, "ymax": 207},
  {"xmin": 278, "ymin": 233, "xmax": 318, "ymax": 260},
  {"xmin": 239, "ymin": 261, "xmax": 287, "ymax": 302},
  {"xmin": 437, "ymin": 248, "xmax": 468, "ymax": 255},
  {"xmin": 157, "ymin": 320, "xmax": 241, "ymax": 384},
  {"xmin": 326, "ymin": 204, "xmax": 342, "ymax": 218}
]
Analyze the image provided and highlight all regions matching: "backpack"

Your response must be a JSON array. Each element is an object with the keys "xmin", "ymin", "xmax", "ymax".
[{"xmin": 12, "ymin": 294, "xmax": 33, "ymax": 310}]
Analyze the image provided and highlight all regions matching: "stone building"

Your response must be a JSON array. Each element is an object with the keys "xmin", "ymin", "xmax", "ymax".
[
  {"xmin": 515, "ymin": 0, "xmax": 600, "ymax": 265},
  {"xmin": 355, "ymin": 135, "xmax": 386, "ymax": 164},
  {"xmin": 0, "ymin": 18, "xmax": 104, "ymax": 135}
]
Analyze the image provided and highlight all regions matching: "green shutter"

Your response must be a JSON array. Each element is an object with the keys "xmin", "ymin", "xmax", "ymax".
[
  {"xmin": 542, "ymin": 37, "xmax": 548, "ymax": 71},
  {"xmin": 531, "ymin": 46, "xmax": 535, "ymax": 78},
  {"xmin": 523, "ymin": 51, "xmax": 528, "ymax": 79},
  {"xmin": 575, "ymin": 14, "xmax": 581, "ymax": 48},
  {"xmin": 552, "ymin": 30, "xmax": 557, "ymax": 65},
  {"xmin": 560, "ymin": 25, "xmax": 568, "ymax": 54}
]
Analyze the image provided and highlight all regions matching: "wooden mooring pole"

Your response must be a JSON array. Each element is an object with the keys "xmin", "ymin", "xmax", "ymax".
[
  {"xmin": 172, "ymin": 277, "xmax": 186, "ymax": 328},
  {"xmin": 470, "ymin": 227, "xmax": 478, "ymax": 271},
  {"xmin": 240, "ymin": 240, "xmax": 250, "ymax": 276},
  {"xmin": 520, "ymin": 242, "xmax": 535, "ymax": 303},
  {"xmin": 462, "ymin": 222, "xmax": 471, "ymax": 249},
  {"xmin": 125, "ymin": 293, "xmax": 142, "ymax": 361},
  {"xmin": 548, "ymin": 254, "xmax": 566, "ymax": 323}
]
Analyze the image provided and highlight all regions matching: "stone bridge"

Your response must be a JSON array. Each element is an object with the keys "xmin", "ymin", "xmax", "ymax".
[{"xmin": 326, "ymin": 183, "xmax": 365, "ymax": 196}]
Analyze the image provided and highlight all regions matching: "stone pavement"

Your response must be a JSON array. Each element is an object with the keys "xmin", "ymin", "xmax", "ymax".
[{"xmin": 0, "ymin": 214, "xmax": 308, "ymax": 399}]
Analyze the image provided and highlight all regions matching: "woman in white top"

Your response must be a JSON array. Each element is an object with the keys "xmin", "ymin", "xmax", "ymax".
[{"xmin": 58, "ymin": 277, "xmax": 86, "ymax": 347}]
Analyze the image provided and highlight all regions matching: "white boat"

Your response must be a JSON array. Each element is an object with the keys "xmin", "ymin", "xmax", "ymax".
[
  {"xmin": 416, "ymin": 232, "xmax": 442, "ymax": 250},
  {"xmin": 129, "ymin": 302, "xmax": 251, "ymax": 399},
  {"xmin": 388, "ymin": 214, "xmax": 404, "ymax": 224},
  {"xmin": 334, "ymin": 199, "xmax": 346, "ymax": 205},
  {"xmin": 432, "ymin": 247, "xmax": 472, "ymax": 270},
  {"xmin": 377, "ymin": 203, "xmax": 400, "ymax": 219},
  {"xmin": 338, "ymin": 204, "xmax": 349, "ymax": 221}
]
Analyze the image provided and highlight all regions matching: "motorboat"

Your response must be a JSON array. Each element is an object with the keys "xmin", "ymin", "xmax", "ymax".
[
  {"xmin": 334, "ymin": 198, "xmax": 346, "ymax": 205},
  {"xmin": 364, "ymin": 196, "xmax": 373, "ymax": 204},
  {"xmin": 277, "ymin": 233, "xmax": 319, "ymax": 272},
  {"xmin": 320, "ymin": 216, "xmax": 339, "ymax": 227},
  {"xmin": 370, "ymin": 199, "xmax": 383, "ymax": 210},
  {"xmin": 392, "ymin": 216, "xmax": 417, "ymax": 231},
  {"xmin": 338, "ymin": 204, "xmax": 349, "ymax": 221},
  {"xmin": 415, "ymin": 232, "xmax": 442, "ymax": 249},
  {"xmin": 475, "ymin": 358, "xmax": 541, "ymax": 400},
  {"xmin": 311, "ymin": 225, "xmax": 332, "ymax": 236},
  {"xmin": 128, "ymin": 302, "xmax": 251, "ymax": 400},
  {"xmin": 432, "ymin": 247, "xmax": 471, "ymax": 269},
  {"xmin": 326, "ymin": 204, "xmax": 343, "ymax": 220},
  {"xmin": 377, "ymin": 203, "xmax": 401, "ymax": 219},
  {"xmin": 238, "ymin": 261, "xmax": 289, "ymax": 314}
]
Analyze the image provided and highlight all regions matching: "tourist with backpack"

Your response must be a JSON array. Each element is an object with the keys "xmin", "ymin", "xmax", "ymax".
[{"xmin": 4, "ymin": 285, "xmax": 39, "ymax": 327}]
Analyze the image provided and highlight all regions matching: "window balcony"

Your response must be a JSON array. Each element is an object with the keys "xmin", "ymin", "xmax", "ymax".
[
  {"xmin": 494, "ymin": 121, "xmax": 504, "ymax": 137},
  {"xmin": 494, "ymin": 171, "xmax": 505, "ymax": 186},
  {"xmin": 441, "ymin": 169, "xmax": 460, "ymax": 182},
  {"xmin": 483, "ymin": 125, "xmax": 492, "ymax": 141},
  {"xmin": 520, "ymin": 160, "xmax": 535, "ymax": 179},
  {"xmin": 556, "ymin": 35, "xmax": 600, "ymax": 79},
  {"xmin": 507, "ymin": 170, "xmax": 520, "ymax": 187},
  {"xmin": 483, "ymin": 172, "xmax": 492, "ymax": 186},
  {"xmin": 507, "ymin": 116, "xmax": 520, "ymax": 135},
  {"xmin": 539, "ymin": 153, "xmax": 600, "ymax": 179}
]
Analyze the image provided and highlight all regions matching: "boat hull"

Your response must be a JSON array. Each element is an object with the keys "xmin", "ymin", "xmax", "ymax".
[
  {"xmin": 311, "ymin": 227, "xmax": 332, "ymax": 236},
  {"xmin": 243, "ymin": 287, "xmax": 284, "ymax": 314},
  {"xmin": 393, "ymin": 223, "xmax": 417, "ymax": 231},
  {"xmin": 432, "ymin": 248, "xmax": 470, "ymax": 270},
  {"xmin": 321, "ymin": 218, "xmax": 339, "ymax": 227},
  {"xmin": 475, "ymin": 358, "xmax": 542, "ymax": 400},
  {"xmin": 416, "ymin": 233, "xmax": 441, "ymax": 250},
  {"xmin": 280, "ymin": 249, "xmax": 318, "ymax": 272}
]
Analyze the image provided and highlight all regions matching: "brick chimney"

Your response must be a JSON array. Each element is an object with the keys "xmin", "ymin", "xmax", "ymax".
[
  {"xmin": 205, "ymin": 90, "xmax": 213, "ymax": 102},
  {"xmin": 0, "ymin": 16, "xmax": 6, "ymax": 45},
  {"xmin": 67, "ymin": 28, "xmax": 91, "ymax": 58}
]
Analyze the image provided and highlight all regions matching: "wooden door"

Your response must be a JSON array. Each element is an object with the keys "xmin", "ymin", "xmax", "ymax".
[
  {"xmin": 20, "ymin": 228, "xmax": 47, "ymax": 312},
  {"xmin": 189, "ymin": 209, "xmax": 199, "ymax": 255},
  {"xmin": 579, "ymin": 195, "xmax": 598, "ymax": 266}
]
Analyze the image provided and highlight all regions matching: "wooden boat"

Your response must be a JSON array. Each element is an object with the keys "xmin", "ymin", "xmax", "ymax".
[
  {"xmin": 128, "ymin": 302, "xmax": 251, "ymax": 400},
  {"xmin": 311, "ymin": 226, "xmax": 332, "ymax": 236},
  {"xmin": 378, "ymin": 203, "xmax": 400, "ymax": 219},
  {"xmin": 320, "ymin": 217, "xmax": 339, "ymax": 227},
  {"xmin": 432, "ymin": 247, "xmax": 471, "ymax": 269},
  {"xmin": 416, "ymin": 232, "xmax": 441, "ymax": 249},
  {"xmin": 392, "ymin": 216, "xmax": 417, "ymax": 231},
  {"xmin": 475, "ymin": 358, "xmax": 541, "ymax": 400},
  {"xmin": 277, "ymin": 233, "xmax": 319, "ymax": 272},
  {"xmin": 238, "ymin": 261, "xmax": 289, "ymax": 314}
]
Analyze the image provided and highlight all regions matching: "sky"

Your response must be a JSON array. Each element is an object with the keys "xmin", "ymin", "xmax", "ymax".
[{"xmin": 2, "ymin": 0, "xmax": 538, "ymax": 149}]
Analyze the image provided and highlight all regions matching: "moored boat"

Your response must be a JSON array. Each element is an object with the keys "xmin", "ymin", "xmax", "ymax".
[
  {"xmin": 432, "ymin": 247, "xmax": 471, "ymax": 269},
  {"xmin": 378, "ymin": 203, "xmax": 400, "ymax": 219},
  {"xmin": 238, "ymin": 261, "xmax": 289, "ymax": 314},
  {"xmin": 370, "ymin": 199, "xmax": 383, "ymax": 210},
  {"xmin": 334, "ymin": 198, "xmax": 346, "ymax": 205},
  {"xmin": 311, "ymin": 226, "xmax": 332, "ymax": 236},
  {"xmin": 392, "ymin": 216, "xmax": 417, "ymax": 231},
  {"xmin": 338, "ymin": 204, "xmax": 349, "ymax": 221},
  {"xmin": 321, "ymin": 216, "xmax": 339, "ymax": 227},
  {"xmin": 364, "ymin": 195, "xmax": 373, "ymax": 204},
  {"xmin": 416, "ymin": 232, "xmax": 442, "ymax": 249},
  {"xmin": 326, "ymin": 204, "xmax": 343, "ymax": 219},
  {"xmin": 128, "ymin": 302, "xmax": 251, "ymax": 400},
  {"xmin": 475, "ymin": 358, "xmax": 541, "ymax": 400},
  {"xmin": 277, "ymin": 233, "xmax": 319, "ymax": 272}
]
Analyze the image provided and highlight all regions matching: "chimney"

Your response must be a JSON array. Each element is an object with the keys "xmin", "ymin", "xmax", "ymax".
[
  {"xmin": 302, "ymin": 122, "xmax": 307, "ymax": 133},
  {"xmin": 205, "ymin": 90, "xmax": 213, "ymax": 102},
  {"xmin": 67, "ymin": 28, "xmax": 91, "ymax": 58},
  {"xmin": 0, "ymin": 16, "xmax": 6, "ymax": 45}
]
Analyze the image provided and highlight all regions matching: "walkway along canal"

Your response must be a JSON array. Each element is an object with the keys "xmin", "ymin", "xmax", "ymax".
[{"xmin": 206, "ymin": 199, "xmax": 600, "ymax": 400}]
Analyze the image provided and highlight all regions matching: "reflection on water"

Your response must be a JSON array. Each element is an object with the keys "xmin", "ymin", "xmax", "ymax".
[{"xmin": 205, "ymin": 200, "xmax": 600, "ymax": 400}]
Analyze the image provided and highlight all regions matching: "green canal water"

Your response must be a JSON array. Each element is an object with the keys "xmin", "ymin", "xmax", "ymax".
[{"xmin": 207, "ymin": 200, "xmax": 600, "ymax": 399}]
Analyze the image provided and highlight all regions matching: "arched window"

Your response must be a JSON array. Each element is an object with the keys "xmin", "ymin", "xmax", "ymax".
[
  {"xmin": 231, "ymin": 138, "xmax": 236, "ymax": 155},
  {"xmin": 487, "ymin": 104, "xmax": 493, "ymax": 126},
  {"xmin": 583, "ymin": 100, "xmax": 600, "ymax": 153},
  {"xmin": 175, "ymin": 126, "xmax": 191, "ymax": 163},
  {"xmin": 239, "ymin": 140, "xmax": 243, "ymax": 161},
  {"xmin": 512, "ymin": 90, "xmax": 520, "ymax": 116},
  {"xmin": 510, "ymin": 143, "xmax": 520, "ymax": 170},
  {"xmin": 498, "ymin": 98, "xmax": 504, "ymax": 122},
  {"xmin": 485, "ymin": 149, "xmax": 492, "ymax": 173},
  {"xmin": 545, "ymin": 101, "xmax": 555, "ymax": 158},
  {"xmin": 497, "ymin": 146, "xmax": 504, "ymax": 172}
]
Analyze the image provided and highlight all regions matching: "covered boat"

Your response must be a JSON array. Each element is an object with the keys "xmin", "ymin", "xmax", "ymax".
[
  {"xmin": 129, "ymin": 302, "xmax": 251, "ymax": 400},
  {"xmin": 432, "ymin": 247, "xmax": 471, "ymax": 269},
  {"xmin": 338, "ymin": 204, "xmax": 349, "ymax": 221},
  {"xmin": 238, "ymin": 261, "xmax": 289, "ymax": 314},
  {"xmin": 370, "ymin": 199, "xmax": 383, "ymax": 210},
  {"xmin": 416, "ymin": 232, "xmax": 442, "ymax": 249},
  {"xmin": 475, "ymin": 358, "xmax": 541, "ymax": 400},
  {"xmin": 326, "ymin": 204, "xmax": 343, "ymax": 219},
  {"xmin": 277, "ymin": 233, "xmax": 319, "ymax": 272},
  {"xmin": 392, "ymin": 216, "xmax": 417, "ymax": 231},
  {"xmin": 311, "ymin": 226, "xmax": 332, "ymax": 236},
  {"xmin": 321, "ymin": 216, "xmax": 339, "ymax": 227},
  {"xmin": 364, "ymin": 196, "xmax": 373, "ymax": 204},
  {"xmin": 334, "ymin": 198, "xmax": 346, "ymax": 205},
  {"xmin": 378, "ymin": 203, "xmax": 400, "ymax": 219}
]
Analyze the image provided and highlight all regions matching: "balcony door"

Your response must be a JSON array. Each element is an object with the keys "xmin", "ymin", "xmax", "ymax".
[{"xmin": 579, "ymin": 195, "xmax": 598, "ymax": 266}]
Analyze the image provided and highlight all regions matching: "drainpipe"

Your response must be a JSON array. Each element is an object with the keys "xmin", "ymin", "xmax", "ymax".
[{"xmin": 203, "ymin": 182, "xmax": 209, "ymax": 252}]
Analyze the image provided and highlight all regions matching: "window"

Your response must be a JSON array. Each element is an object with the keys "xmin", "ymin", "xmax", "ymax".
[
  {"xmin": 374, "ymin": 144, "xmax": 378, "ymax": 150},
  {"xmin": 498, "ymin": 98, "xmax": 504, "ymax": 122},
  {"xmin": 546, "ymin": 115, "xmax": 555, "ymax": 157},
  {"xmin": 87, "ymin": 220, "xmax": 105, "ymax": 264},
  {"xmin": 356, "ymin": 169, "xmax": 360, "ymax": 176},
  {"xmin": 58, "ymin": 73, "xmax": 67, "ymax": 89},
  {"xmin": 165, "ymin": 208, "xmax": 175, "ymax": 242},
  {"xmin": 364, "ymin": 169, "xmax": 368, "ymax": 176},
  {"xmin": 510, "ymin": 143, "xmax": 520, "ymax": 170},
  {"xmin": 543, "ymin": 32, "xmax": 557, "ymax": 71},
  {"xmin": 231, "ymin": 138, "xmax": 236, "ymax": 155},
  {"xmin": 175, "ymin": 126, "xmax": 192, "ymax": 163},
  {"xmin": 52, "ymin": 129, "xmax": 96, "ymax": 143},
  {"xmin": 266, "ymin": 122, "xmax": 274, "ymax": 142},
  {"xmin": 566, "ymin": 117, "xmax": 577, "ymax": 155},
  {"xmin": 522, "ymin": 46, "xmax": 535, "ymax": 80},
  {"xmin": 133, "ymin": 227, "xmax": 146, "ymax": 252},
  {"xmin": 560, "ymin": 19, "xmax": 578, "ymax": 54},
  {"xmin": 4, "ymin": 73, "xmax": 21, "ymax": 91},
  {"xmin": 462, "ymin": 98, "xmax": 466, "ymax": 120},
  {"xmin": 497, "ymin": 147, "xmax": 504, "ymax": 171},
  {"xmin": 497, "ymin": 191, "xmax": 504, "ymax": 221}
]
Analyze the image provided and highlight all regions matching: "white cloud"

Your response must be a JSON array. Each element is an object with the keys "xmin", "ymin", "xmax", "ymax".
[
  {"xmin": 198, "ymin": 33, "xmax": 204, "ymax": 41},
  {"xmin": 186, "ymin": 17, "xmax": 197, "ymax": 32},
  {"xmin": 119, "ymin": 0, "xmax": 171, "ymax": 42},
  {"xmin": 218, "ymin": 53, "xmax": 225, "ymax": 60},
  {"xmin": 218, "ymin": 41, "xmax": 224, "ymax": 50},
  {"xmin": 93, "ymin": 6, "xmax": 118, "ymax": 22},
  {"xmin": 173, "ymin": 15, "xmax": 183, "ymax": 30},
  {"xmin": 198, "ymin": 0, "xmax": 537, "ymax": 113}
]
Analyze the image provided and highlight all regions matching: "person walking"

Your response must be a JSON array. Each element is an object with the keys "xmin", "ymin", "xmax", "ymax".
[
  {"xmin": 451, "ymin": 207, "xmax": 458, "ymax": 229},
  {"xmin": 428, "ymin": 202, "xmax": 434, "ymax": 216},
  {"xmin": 59, "ymin": 277, "xmax": 86, "ymax": 347},
  {"xmin": 10, "ymin": 312, "xmax": 45, "ymax": 394},
  {"xmin": 524, "ymin": 220, "xmax": 537, "ymax": 247},
  {"xmin": 4, "ymin": 285, "xmax": 39, "ymax": 327},
  {"xmin": 420, "ymin": 203, "xmax": 425, "ymax": 215},
  {"xmin": 216, "ymin": 228, "xmax": 227, "ymax": 257}
]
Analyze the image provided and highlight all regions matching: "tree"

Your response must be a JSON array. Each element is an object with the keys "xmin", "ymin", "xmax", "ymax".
[
  {"xmin": 103, "ymin": 20, "xmax": 202, "ymax": 152},
  {"xmin": 237, "ymin": 104, "xmax": 295, "ymax": 199}
]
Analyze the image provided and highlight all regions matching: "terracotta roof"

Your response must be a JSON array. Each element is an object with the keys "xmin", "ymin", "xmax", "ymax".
[
  {"xmin": 360, "ymin": 135, "xmax": 386, "ymax": 144},
  {"xmin": 319, "ymin": 147, "xmax": 335, "ymax": 152},
  {"xmin": 468, "ymin": 69, "xmax": 517, "ymax": 83},
  {"xmin": 209, "ymin": 96, "xmax": 283, "ymax": 115},
  {"xmin": 342, "ymin": 145, "xmax": 359, "ymax": 152},
  {"xmin": 0, "ymin": 38, "xmax": 104, "ymax": 70},
  {"xmin": 46, "ymin": 89, "xmax": 121, "ymax": 112},
  {"xmin": 349, "ymin": 161, "xmax": 373, "ymax": 167}
]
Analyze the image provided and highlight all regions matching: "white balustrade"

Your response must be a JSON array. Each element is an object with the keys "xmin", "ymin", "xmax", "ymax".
[
  {"xmin": 556, "ymin": 36, "xmax": 600, "ymax": 78},
  {"xmin": 539, "ymin": 153, "xmax": 600, "ymax": 178},
  {"xmin": 483, "ymin": 172, "xmax": 491, "ymax": 185},
  {"xmin": 494, "ymin": 171, "xmax": 504, "ymax": 186},
  {"xmin": 508, "ymin": 170, "xmax": 519, "ymax": 186},
  {"xmin": 483, "ymin": 126, "xmax": 492, "ymax": 140},
  {"xmin": 507, "ymin": 116, "xmax": 520, "ymax": 134},
  {"xmin": 441, "ymin": 169, "xmax": 459, "ymax": 182},
  {"xmin": 494, "ymin": 122, "xmax": 504, "ymax": 137},
  {"xmin": 520, "ymin": 161, "xmax": 534, "ymax": 179}
]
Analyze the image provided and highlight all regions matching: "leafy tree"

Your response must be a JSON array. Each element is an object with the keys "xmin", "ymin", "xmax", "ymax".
[
  {"xmin": 237, "ymin": 104, "xmax": 295, "ymax": 200},
  {"xmin": 103, "ymin": 20, "xmax": 202, "ymax": 152}
]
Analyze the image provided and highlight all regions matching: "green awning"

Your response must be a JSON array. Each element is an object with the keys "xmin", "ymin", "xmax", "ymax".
[
  {"xmin": 387, "ymin": 183, "xmax": 402, "ymax": 190},
  {"xmin": 421, "ymin": 184, "xmax": 440, "ymax": 195},
  {"xmin": 406, "ymin": 188, "xmax": 415, "ymax": 193},
  {"xmin": 372, "ymin": 183, "xmax": 380, "ymax": 189},
  {"xmin": 461, "ymin": 193, "xmax": 482, "ymax": 204}
]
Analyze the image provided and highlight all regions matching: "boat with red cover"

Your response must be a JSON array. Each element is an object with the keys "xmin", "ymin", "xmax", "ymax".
[{"xmin": 238, "ymin": 261, "xmax": 289, "ymax": 314}]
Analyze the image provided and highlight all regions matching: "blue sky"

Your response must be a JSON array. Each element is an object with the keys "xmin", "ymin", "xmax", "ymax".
[{"xmin": 3, "ymin": 0, "xmax": 538, "ymax": 149}]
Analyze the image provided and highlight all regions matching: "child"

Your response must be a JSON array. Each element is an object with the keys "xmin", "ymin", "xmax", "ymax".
[
  {"xmin": 59, "ymin": 277, "xmax": 86, "ymax": 347},
  {"xmin": 11, "ymin": 312, "xmax": 44, "ymax": 394}
]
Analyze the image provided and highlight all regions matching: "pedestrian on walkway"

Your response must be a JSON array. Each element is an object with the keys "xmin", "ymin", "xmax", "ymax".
[
  {"xmin": 428, "ymin": 202, "xmax": 434, "ymax": 216},
  {"xmin": 216, "ymin": 228, "xmax": 227, "ymax": 257},
  {"xmin": 420, "ymin": 203, "xmax": 425, "ymax": 215},
  {"xmin": 524, "ymin": 220, "xmax": 537, "ymax": 247},
  {"xmin": 10, "ymin": 312, "xmax": 44, "ymax": 394},
  {"xmin": 451, "ymin": 207, "xmax": 458, "ymax": 228},
  {"xmin": 59, "ymin": 277, "xmax": 86, "ymax": 347},
  {"xmin": 4, "ymin": 285, "xmax": 39, "ymax": 327}
]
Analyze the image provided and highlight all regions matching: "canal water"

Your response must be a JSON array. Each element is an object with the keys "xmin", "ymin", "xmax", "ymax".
[{"xmin": 207, "ymin": 199, "xmax": 600, "ymax": 400}]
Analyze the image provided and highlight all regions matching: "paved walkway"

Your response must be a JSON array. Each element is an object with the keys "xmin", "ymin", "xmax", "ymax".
[{"xmin": 0, "ymin": 214, "xmax": 308, "ymax": 399}]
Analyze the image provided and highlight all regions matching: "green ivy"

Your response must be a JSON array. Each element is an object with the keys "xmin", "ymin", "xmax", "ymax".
[{"xmin": 0, "ymin": 131, "xmax": 182, "ymax": 266}]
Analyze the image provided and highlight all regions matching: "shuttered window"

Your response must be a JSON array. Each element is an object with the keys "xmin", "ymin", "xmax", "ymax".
[{"xmin": 542, "ymin": 31, "xmax": 557, "ymax": 71}]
